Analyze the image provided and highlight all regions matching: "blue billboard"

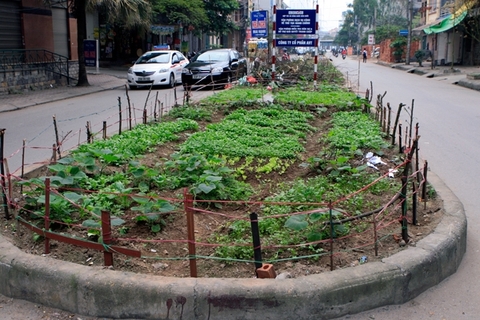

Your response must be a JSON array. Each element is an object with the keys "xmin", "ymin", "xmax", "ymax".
[
  {"xmin": 83, "ymin": 40, "xmax": 97, "ymax": 67},
  {"xmin": 251, "ymin": 11, "xmax": 268, "ymax": 38},
  {"xmin": 276, "ymin": 38, "xmax": 316, "ymax": 47},
  {"xmin": 275, "ymin": 9, "xmax": 316, "ymax": 35}
]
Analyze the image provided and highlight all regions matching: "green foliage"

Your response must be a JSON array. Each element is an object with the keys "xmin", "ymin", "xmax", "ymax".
[
  {"xmin": 390, "ymin": 37, "xmax": 407, "ymax": 61},
  {"xmin": 180, "ymin": 106, "xmax": 315, "ymax": 159},
  {"xmin": 374, "ymin": 25, "xmax": 407, "ymax": 43},
  {"xmin": 75, "ymin": 119, "xmax": 198, "ymax": 163},
  {"xmin": 204, "ymin": 87, "xmax": 265, "ymax": 103},
  {"xmin": 167, "ymin": 105, "xmax": 213, "ymax": 121},
  {"xmin": 326, "ymin": 111, "xmax": 387, "ymax": 153},
  {"xmin": 131, "ymin": 196, "xmax": 175, "ymax": 233},
  {"xmin": 274, "ymin": 88, "xmax": 367, "ymax": 110},
  {"xmin": 152, "ymin": 0, "xmax": 208, "ymax": 33},
  {"xmin": 157, "ymin": 153, "xmax": 253, "ymax": 200},
  {"xmin": 203, "ymin": 0, "xmax": 240, "ymax": 36},
  {"xmin": 414, "ymin": 50, "xmax": 427, "ymax": 67}
]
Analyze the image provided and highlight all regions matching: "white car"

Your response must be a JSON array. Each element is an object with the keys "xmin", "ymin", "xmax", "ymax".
[{"xmin": 127, "ymin": 50, "xmax": 189, "ymax": 89}]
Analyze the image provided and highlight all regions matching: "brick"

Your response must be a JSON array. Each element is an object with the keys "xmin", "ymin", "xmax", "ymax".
[{"xmin": 256, "ymin": 263, "xmax": 277, "ymax": 279}]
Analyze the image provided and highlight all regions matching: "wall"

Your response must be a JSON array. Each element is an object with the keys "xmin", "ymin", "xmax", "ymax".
[
  {"xmin": 0, "ymin": 61, "xmax": 78, "ymax": 95},
  {"xmin": 378, "ymin": 39, "xmax": 420, "ymax": 63}
]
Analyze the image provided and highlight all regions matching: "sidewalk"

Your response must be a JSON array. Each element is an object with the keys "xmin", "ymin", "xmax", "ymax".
[
  {"xmin": 0, "ymin": 68, "xmax": 128, "ymax": 113},
  {"xmin": 376, "ymin": 59, "xmax": 480, "ymax": 89}
]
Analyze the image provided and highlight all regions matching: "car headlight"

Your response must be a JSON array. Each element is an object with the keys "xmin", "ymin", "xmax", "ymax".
[
  {"xmin": 128, "ymin": 68, "xmax": 133, "ymax": 74},
  {"xmin": 211, "ymin": 67, "xmax": 223, "ymax": 73},
  {"xmin": 182, "ymin": 69, "xmax": 190, "ymax": 74},
  {"xmin": 158, "ymin": 68, "xmax": 168, "ymax": 73}
]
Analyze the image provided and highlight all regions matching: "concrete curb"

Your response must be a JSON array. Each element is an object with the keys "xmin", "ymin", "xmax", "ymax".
[{"xmin": 0, "ymin": 171, "xmax": 466, "ymax": 320}]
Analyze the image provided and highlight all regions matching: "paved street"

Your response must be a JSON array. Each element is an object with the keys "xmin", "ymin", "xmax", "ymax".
[{"xmin": 332, "ymin": 54, "xmax": 480, "ymax": 319}]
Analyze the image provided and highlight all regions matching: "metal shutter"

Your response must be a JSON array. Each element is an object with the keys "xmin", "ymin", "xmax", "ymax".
[
  {"xmin": 52, "ymin": 7, "xmax": 69, "ymax": 58},
  {"xmin": 0, "ymin": 0, "xmax": 23, "ymax": 50}
]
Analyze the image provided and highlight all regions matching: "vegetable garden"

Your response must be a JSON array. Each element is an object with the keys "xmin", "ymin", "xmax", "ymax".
[{"xmin": 0, "ymin": 64, "xmax": 442, "ymax": 279}]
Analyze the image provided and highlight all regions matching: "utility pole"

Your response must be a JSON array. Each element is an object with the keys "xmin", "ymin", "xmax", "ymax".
[{"xmin": 406, "ymin": 0, "xmax": 413, "ymax": 65}]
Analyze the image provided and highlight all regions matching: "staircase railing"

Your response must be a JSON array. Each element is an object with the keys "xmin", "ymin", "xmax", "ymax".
[{"xmin": 0, "ymin": 49, "xmax": 77, "ymax": 85}]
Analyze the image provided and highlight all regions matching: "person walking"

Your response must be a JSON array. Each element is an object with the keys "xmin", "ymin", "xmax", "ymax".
[{"xmin": 362, "ymin": 48, "xmax": 367, "ymax": 63}]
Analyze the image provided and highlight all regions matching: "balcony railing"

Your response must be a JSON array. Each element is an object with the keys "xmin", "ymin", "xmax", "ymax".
[{"xmin": 0, "ymin": 49, "xmax": 76, "ymax": 85}]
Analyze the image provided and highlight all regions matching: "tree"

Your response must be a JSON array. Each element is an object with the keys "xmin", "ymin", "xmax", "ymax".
[
  {"xmin": 376, "ymin": 0, "xmax": 409, "ymax": 27},
  {"xmin": 334, "ymin": 10, "xmax": 358, "ymax": 48},
  {"xmin": 203, "ymin": 0, "xmax": 240, "ymax": 37},
  {"xmin": 45, "ymin": 0, "xmax": 152, "ymax": 87},
  {"xmin": 152, "ymin": 0, "xmax": 208, "ymax": 34}
]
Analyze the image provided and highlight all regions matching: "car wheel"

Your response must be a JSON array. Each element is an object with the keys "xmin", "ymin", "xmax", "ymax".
[
  {"xmin": 128, "ymin": 85, "xmax": 137, "ymax": 90},
  {"xmin": 168, "ymin": 73, "xmax": 175, "ymax": 88}
]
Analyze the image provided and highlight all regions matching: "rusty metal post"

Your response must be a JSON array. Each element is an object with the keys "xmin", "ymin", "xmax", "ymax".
[
  {"xmin": 154, "ymin": 92, "xmax": 159, "ymax": 122},
  {"xmin": 392, "ymin": 103, "xmax": 404, "ymax": 146},
  {"xmin": 373, "ymin": 214, "xmax": 378, "ymax": 256},
  {"xmin": 412, "ymin": 180, "xmax": 418, "ymax": 225},
  {"xmin": 118, "ymin": 97, "xmax": 122, "ymax": 135},
  {"xmin": 20, "ymin": 139, "xmax": 26, "ymax": 194},
  {"xmin": 102, "ymin": 121, "xmax": 107, "ymax": 140},
  {"xmin": 387, "ymin": 103, "xmax": 392, "ymax": 138},
  {"xmin": 101, "ymin": 210, "xmax": 113, "ymax": 266},
  {"xmin": 250, "ymin": 212, "xmax": 263, "ymax": 276},
  {"xmin": 184, "ymin": 190, "xmax": 197, "ymax": 277},
  {"xmin": 329, "ymin": 201, "xmax": 334, "ymax": 271},
  {"xmin": 44, "ymin": 178, "xmax": 51, "ymax": 254},
  {"xmin": 398, "ymin": 124, "xmax": 403, "ymax": 153},
  {"xmin": 53, "ymin": 115, "xmax": 61, "ymax": 159},
  {"xmin": 422, "ymin": 160, "xmax": 428, "ymax": 209},
  {"xmin": 174, "ymin": 86, "xmax": 178, "ymax": 107},
  {"xmin": 0, "ymin": 128, "xmax": 10, "ymax": 219},
  {"xmin": 401, "ymin": 176, "xmax": 409, "ymax": 243}
]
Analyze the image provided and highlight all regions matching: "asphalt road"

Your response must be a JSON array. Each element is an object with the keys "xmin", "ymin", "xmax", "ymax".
[
  {"xmin": 331, "ymin": 55, "xmax": 480, "ymax": 319},
  {"xmin": 1, "ymin": 83, "xmax": 212, "ymax": 175}
]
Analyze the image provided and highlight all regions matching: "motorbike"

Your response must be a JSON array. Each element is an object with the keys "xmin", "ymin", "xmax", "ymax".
[{"xmin": 342, "ymin": 54, "xmax": 346, "ymax": 59}]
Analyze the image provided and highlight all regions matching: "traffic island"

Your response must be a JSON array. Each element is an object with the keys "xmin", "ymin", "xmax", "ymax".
[{"xmin": 0, "ymin": 171, "xmax": 466, "ymax": 320}]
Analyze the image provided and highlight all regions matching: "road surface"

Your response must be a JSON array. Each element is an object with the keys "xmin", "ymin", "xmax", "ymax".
[{"xmin": 332, "ymin": 54, "xmax": 480, "ymax": 319}]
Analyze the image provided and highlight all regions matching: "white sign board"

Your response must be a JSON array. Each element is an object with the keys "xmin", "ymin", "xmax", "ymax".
[{"xmin": 368, "ymin": 34, "xmax": 375, "ymax": 45}]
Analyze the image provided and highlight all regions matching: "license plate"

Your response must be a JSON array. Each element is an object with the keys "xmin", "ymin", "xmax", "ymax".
[
  {"xmin": 193, "ymin": 74, "xmax": 206, "ymax": 79},
  {"xmin": 138, "ymin": 77, "xmax": 150, "ymax": 81}
]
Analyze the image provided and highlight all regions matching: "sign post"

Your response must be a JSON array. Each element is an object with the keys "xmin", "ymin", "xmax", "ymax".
[
  {"xmin": 273, "ymin": 7, "xmax": 318, "ymax": 88},
  {"xmin": 251, "ymin": 11, "xmax": 268, "ymax": 38},
  {"xmin": 84, "ymin": 39, "xmax": 99, "ymax": 73}
]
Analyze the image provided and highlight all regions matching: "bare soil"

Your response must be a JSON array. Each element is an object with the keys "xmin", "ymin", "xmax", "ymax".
[{"xmin": 0, "ymin": 103, "xmax": 443, "ymax": 280}]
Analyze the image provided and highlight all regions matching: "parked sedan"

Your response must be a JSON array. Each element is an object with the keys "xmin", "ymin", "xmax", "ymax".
[
  {"xmin": 182, "ymin": 48, "xmax": 247, "ymax": 89},
  {"xmin": 127, "ymin": 50, "xmax": 189, "ymax": 89}
]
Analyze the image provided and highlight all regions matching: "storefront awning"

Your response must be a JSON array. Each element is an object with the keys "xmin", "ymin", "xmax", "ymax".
[
  {"xmin": 412, "ymin": 16, "xmax": 449, "ymax": 32},
  {"xmin": 421, "ymin": 0, "xmax": 476, "ymax": 34},
  {"xmin": 423, "ymin": 10, "xmax": 468, "ymax": 34}
]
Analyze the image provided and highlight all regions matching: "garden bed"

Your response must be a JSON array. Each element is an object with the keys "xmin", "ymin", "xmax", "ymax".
[{"xmin": 1, "ymin": 79, "xmax": 443, "ymax": 279}]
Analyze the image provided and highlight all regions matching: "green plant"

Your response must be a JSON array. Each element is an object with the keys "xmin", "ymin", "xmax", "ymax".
[
  {"xmin": 414, "ymin": 50, "xmax": 426, "ymax": 67},
  {"xmin": 130, "ymin": 197, "xmax": 175, "ymax": 233},
  {"xmin": 390, "ymin": 38, "xmax": 407, "ymax": 62},
  {"xmin": 159, "ymin": 153, "xmax": 253, "ymax": 201},
  {"xmin": 327, "ymin": 111, "xmax": 387, "ymax": 153}
]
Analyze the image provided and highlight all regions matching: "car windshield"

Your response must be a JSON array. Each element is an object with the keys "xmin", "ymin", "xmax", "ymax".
[
  {"xmin": 135, "ymin": 52, "xmax": 170, "ymax": 64},
  {"xmin": 194, "ymin": 51, "xmax": 229, "ymax": 62}
]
